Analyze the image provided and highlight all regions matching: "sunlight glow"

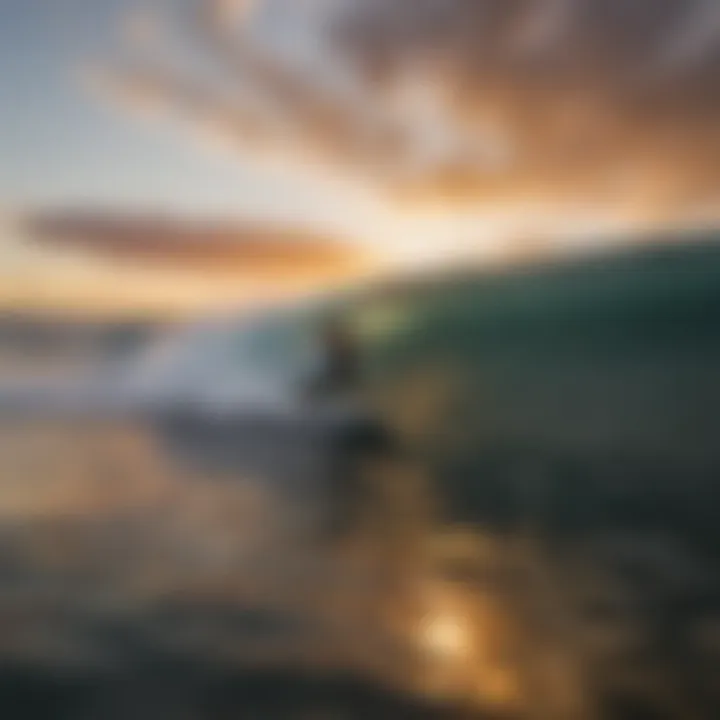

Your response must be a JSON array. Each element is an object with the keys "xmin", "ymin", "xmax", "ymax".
[{"xmin": 421, "ymin": 610, "xmax": 472, "ymax": 659}]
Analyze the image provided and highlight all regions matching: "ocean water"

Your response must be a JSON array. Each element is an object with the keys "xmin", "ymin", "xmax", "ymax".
[{"xmin": 0, "ymin": 415, "xmax": 718, "ymax": 720}]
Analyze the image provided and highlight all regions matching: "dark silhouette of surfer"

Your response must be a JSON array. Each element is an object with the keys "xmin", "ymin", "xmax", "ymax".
[{"xmin": 308, "ymin": 316, "xmax": 394, "ymax": 538}]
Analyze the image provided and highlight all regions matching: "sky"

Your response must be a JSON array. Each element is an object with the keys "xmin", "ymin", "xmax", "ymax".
[
  {"xmin": 0, "ymin": 0, "xmax": 394, "ymax": 314},
  {"xmin": 0, "ymin": 0, "xmax": 373, "ymax": 229},
  {"xmin": 1, "ymin": 0, "xmax": 719, "ymax": 314}
]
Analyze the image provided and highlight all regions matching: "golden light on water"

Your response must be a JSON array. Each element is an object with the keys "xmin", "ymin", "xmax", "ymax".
[
  {"xmin": 420, "ymin": 609, "xmax": 471, "ymax": 660},
  {"xmin": 408, "ymin": 534, "xmax": 526, "ymax": 712}
]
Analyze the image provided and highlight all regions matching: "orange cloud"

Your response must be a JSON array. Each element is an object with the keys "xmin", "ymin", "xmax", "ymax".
[
  {"xmin": 90, "ymin": 0, "xmax": 720, "ymax": 219},
  {"xmin": 23, "ymin": 210, "xmax": 373, "ymax": 281}
]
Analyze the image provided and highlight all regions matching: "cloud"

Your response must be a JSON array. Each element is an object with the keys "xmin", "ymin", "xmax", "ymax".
[
  {"xmin": 205, "ymin": 0, "xmax": 257, "ymax": 29},
  {"xmin": 92, "ymin": 0, "xmax": 720, "ymax": 219},
  {"xmin": 654, "ymin": 0, "xmax": 720, "ymax": 74},
  {"xmin": 21, "ymin": 210, "xmax": 370, "ymax": 280},
  {"xmin": 0, "ymin": 209, "xmax": 374, "ymax": 316}
]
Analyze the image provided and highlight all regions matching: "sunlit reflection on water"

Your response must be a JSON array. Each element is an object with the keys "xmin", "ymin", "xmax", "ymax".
[
  {"xmin": 0, "ymin": 421, "xmax": 526, "ymax": 712},
  {"xmin": 0, "ymin": 420, "xmax": 718, "ymax": 718}
]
